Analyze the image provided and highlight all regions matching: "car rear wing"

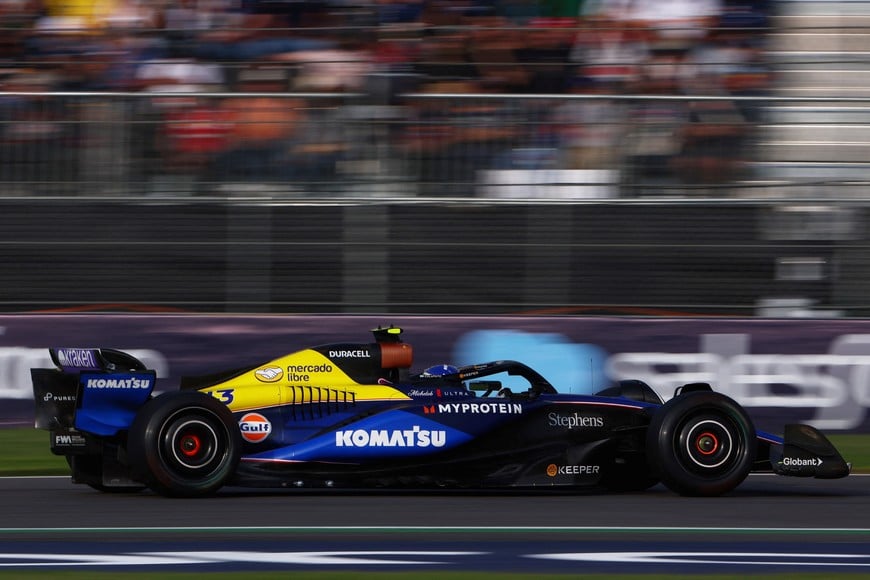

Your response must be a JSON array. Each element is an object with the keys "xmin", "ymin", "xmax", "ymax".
[
  {"xmin": 32, "ymin": 348, "xmax": 155, "ymax": 439},
  {"xmin": 47, "ymin": 347, "xmax": 148, "ymax": 373}
]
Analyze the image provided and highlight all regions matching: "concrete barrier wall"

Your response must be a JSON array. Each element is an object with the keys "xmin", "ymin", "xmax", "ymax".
[
  {"xmin": 4, "ymin": 314, "xmax": 870, "ymax": 432},
  {"xmin": 2, "ymin": 199, "xmax": 862, "ymax": 316}
]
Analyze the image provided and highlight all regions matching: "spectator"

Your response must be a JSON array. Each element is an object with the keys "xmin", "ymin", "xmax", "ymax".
[
  {"xmin": 207, "ymin": 68, "xmax": 302, "ymax": 184},
  {"xmin": 515, "ymin": 17, "xmax": 575, "ymax": 93},
  {"xmin": 269, "ymin": 36, "xmax": 375, "ymax": 93},
  {"xmin": 571, "ymin": 16, "xmax": 649, "ymax": 89},
  {"xmin": 0, "ymin": 0, "xmax": 40, "ymax": 62},
  {"xmin": 0, "ymin": 69, "xmax": 79, "ymax": 190},
  {"xmin": 671, "ymin": 20, "xmax": 768, "ymax": 187},
  {"xmin": 131, "ymin": 54, "xmax": 228, "ymax": 188},
  {"xmin": 590, "ymin": 0, "xmax": 722, "ymax": 41},
  {"xmin": 180, "ymin": 0, "xmax": 334, "ymax": 62},
  {"xmin": 413, "ymin": 30, "xmax": 475, "ymax": 81},
  {"xmin": 0, "ymin": 0, "xmax": 777, "ymax": 198},
  {"xmin": 555, "ymin": 76, "xmax": 625, "ymax": 170},
  {"xmin": 376, "ymin": 0, "xmax": 425, "ymax": 25},
  {"xmin": 160, "ymin": 100, "xmax": 233, "ymax": 178},
  {"xmin": 401, "ymin": 78, "xmax": 519, "ymax": 196},
  {"xmin": 464, "ymin": 12, "xmax": 528, "ymax": 92},
  {"xmin": 620, "ymin": 62, "xmax": 689, "ymax": 190}
]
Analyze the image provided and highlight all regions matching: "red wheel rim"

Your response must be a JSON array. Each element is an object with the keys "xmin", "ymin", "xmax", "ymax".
[
  {"xmin": 695, "ymin": 431, "xmax": 719, "ymax": 456},
  {"xmin": 180, "ymin": 434, "xmax": 202, "ymax": 458}
]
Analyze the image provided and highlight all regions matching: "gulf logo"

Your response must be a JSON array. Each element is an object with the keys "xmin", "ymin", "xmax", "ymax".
[
  {"xmin": 239, "ymin": 412, "xmax": 272, "ymax": 443},
  {"xmin": 255, "ymin": 366, "xmax": 283, "ymax": 383}
]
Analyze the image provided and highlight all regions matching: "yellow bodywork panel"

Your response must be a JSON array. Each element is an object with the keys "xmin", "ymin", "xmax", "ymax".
[{"xmin": 198, "ymin": 348, "xmax": 411, "ymax": 413}]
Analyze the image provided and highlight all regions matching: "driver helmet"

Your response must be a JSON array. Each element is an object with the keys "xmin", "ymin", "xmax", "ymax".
[{"xmin": 421, "ymin": 364, "xmax": 459, "ymax": 378}]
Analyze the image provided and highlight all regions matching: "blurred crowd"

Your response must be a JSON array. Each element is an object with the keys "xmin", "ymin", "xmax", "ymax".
[{"xmin": 0, "ymin": 0, "xmax": 773, "ymax": 196}]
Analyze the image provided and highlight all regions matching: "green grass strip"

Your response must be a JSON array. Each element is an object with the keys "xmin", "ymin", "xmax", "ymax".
[{"xmin": 0, "ymin": 428, "xmax": 68, "ymax": 475}]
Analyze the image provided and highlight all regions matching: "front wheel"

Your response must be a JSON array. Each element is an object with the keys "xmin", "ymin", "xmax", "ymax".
[
  {"xmin": 647, "ymin": 391, "xmax": 755, "ymax": 496},
  {"xmin": 127, "ymin": 391, "xmax": 241, "ymax": 497}
]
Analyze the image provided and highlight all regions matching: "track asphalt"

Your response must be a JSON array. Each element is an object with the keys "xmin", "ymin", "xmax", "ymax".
[{"xmin": 0, "ymin": 474, "xmax": 867, "ymax": 573}]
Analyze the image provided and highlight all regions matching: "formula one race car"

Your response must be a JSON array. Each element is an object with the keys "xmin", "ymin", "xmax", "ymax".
[{"xmin": 32, "ymin": 326, "xmax": 850, "ymax": 497}]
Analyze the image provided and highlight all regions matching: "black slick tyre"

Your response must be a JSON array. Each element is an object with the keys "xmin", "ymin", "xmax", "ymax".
[
  {"xmin": 127, "ymin": 391, "xmax": 241, "ymax": 497},
  {"xmin": 646, "ymin": 391, "xmax": 755, "ymax": 496}
]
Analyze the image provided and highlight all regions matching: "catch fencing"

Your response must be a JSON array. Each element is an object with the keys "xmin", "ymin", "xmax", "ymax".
[
  {"xmin": 0, "ymin": 195, "xmax": 867, "ymax": 316},
  {"xmin": 1, "ymin": 90, "xmax": 870, "ymax": 315},
  {"xmin": 2, "ymin": 90, "xmax": 867, "ymax": 199}
]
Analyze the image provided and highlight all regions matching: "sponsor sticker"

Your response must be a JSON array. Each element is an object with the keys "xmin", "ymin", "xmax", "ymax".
[
  {"xmin": 84, "ymin": 376, "xmax": 153, "ymax": 390},
  {"xmin": 782, "ymin": 456, "xmax": 823, "ymax": 467},
  {"xmin": 285, "ymin": 363, "xmax": 333, "ymax": 383},
  {"xmin": 335, "ymin": 426, "xmax": 446, "ymax": 448},
  {"xmin": 239, "ymin": 412, "xmax": 272, "ymax": 443},
  {"xmin": 43, "ymin": 392, "xmax": 76, "ymax": 403},
  {"xmin": 423, "ymin": 402, "xmax": 523, "ymax": 415},
  {"xmin": 547, "ymin": 412, "xmax": 604, "ymax": 429},
  {"xmin": 255, "ymin": 366, "xmax": 283, "ymax": 383},
  {"xmin": 56, "ymin": 348, "xmax": 101, "ymax": 371},
  {"xmin": 329, "ymin": 350, "xmax": 370, "ymax": 358},
  {"xmin": 546, "ymin": 464, "xmax": 600, "ymax": 476},
  {"xmin": 54, "ymin": 433, "xmax": 88, "ymax": 447}
]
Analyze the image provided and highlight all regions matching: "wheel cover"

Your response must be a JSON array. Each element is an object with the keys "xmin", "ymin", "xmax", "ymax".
[
  {"xmin": 677, "ymin": 415, "xmax": 740, "ymax": 474},
  {"xmin": 159, "ymin": 410, "xmax": 227, "ymax": 475}
]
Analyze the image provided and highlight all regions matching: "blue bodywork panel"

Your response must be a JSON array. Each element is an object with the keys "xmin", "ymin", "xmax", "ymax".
[{"xmin": 75, "ymin": 372, "xmax": 156, "ymax": 436}]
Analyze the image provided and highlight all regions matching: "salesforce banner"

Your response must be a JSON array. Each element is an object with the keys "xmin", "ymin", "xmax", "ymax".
[{"xmin": 3, "ymin": 315, "xmax": 870, "ymax": 432}]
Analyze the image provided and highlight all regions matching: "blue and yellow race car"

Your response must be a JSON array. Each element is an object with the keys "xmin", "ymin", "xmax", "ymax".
[{"xmin": 32, "ymin": 326, "xmax": 850, "ymax": 497}]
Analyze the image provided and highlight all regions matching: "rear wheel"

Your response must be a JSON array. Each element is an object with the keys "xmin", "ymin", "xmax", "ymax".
[
  {"xmin": 647, "ymin": 391, "xmax": 755, "ymax": 496},
  {"xmin": 127, "ymin": 391, "xmax": 241, "ymax": 497}
]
